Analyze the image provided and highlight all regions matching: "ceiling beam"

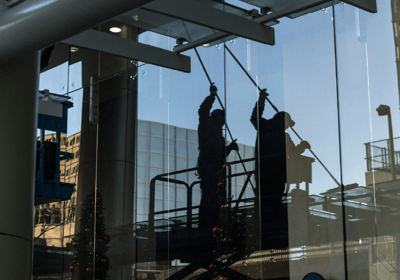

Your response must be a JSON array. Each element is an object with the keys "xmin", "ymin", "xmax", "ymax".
[
  {"xmin": 62, "ymin": 30, "xmax": 191, "ymax": 73},
  {"xmin": 173, "ymin": 0, "xmax": 376, "ymax": 53},
  {"xmin": 174, "ymin": 32, "xmax": 231, "ymax": 53},
  {"xmin": 255, "ymin": 0, "xmax": 331, "ymax": 24},
  {"xmin": 142, "ymin": 0, "xmax": 275, "ymax": 46}
]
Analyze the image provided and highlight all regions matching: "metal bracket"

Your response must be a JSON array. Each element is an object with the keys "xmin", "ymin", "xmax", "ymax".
[
  {"xmin": 176, "ymin": 38, "xmax": 186, "ymax": 46},
  {"xmin": 89, "ymin": 75, "xmax": 99, "ymax": 125},
  {"xmin": 249, "ymin": 9, "xmax": 261, "ymax": 19},
  {"xmin": 261, "ymin": 7, "xmax": 272, "ymax": 15}
]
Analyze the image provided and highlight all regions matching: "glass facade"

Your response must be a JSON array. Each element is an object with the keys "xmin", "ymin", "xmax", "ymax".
[{"xmin": 29, "ymin": 0, "xmax": 400, "ymax": 279}]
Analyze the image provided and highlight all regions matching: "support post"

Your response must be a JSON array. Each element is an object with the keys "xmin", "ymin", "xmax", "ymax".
[
  {"xmin": 0, "ymin": 51, "xmax": 40, "ymax": 280},
  {"xmin": 388, "ymin": 112, "xmax": 397, "ymax": 180}
]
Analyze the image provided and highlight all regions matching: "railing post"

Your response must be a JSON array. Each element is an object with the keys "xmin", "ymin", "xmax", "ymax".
[
  {"xmin": 39, "ymin": 129, "xmax": 45, "ymax": 191},
  {"xmin": 187, "ymin": 185, "xmax": 193, "ymax": 228},
  {"xmin": 227, "ymin": 164, "xmax": 232, "ymax": 213},
  {"xmin": 55, "ymin": 129, "xmax": 61, "ymax": 198},
  {"xmin": 149, "ymin": 177, "xmax": 157, "ymax": 233},
  {"xmin": 365, "ymin": 143, "xmax": 370, "ymax": 171}
]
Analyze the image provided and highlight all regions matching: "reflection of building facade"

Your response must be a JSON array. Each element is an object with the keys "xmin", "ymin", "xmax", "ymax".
[
  {"xmin": 3, "ymin": 0, "xmax": 400, "ymax": 279},
  {"xmin": 34, "ymin": 121, "xmax": 255, "ymax": 245},
  {"xmin": 34, "ymin": 132, "xmax": 80, "ymax": 248},
  {"xmin": 365, "ymin": 137, "xmax": 400, "ymax": 185},
  {"xmin": 34, "ymin": 126, "xmax": 400, "ymax": 280},
  {"xmin": 33, "ymin": 121, "xmax": 256, "ymax": 278},
  {"xmin": 136, "ymin": 120, "xmax": 255, "ymax": 223}
]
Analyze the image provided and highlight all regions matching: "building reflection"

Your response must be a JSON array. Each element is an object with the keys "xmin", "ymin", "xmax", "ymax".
[{"xmin": 32, "ymin": 121, "xmax": 400, "ymax": 279}]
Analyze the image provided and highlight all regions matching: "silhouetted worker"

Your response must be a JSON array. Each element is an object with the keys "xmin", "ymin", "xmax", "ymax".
[
  {"xmin": 198, "ymin": 83, "xmax": 238, "ymax": 227},
  {"xmin": 251, "ymin": 90, "xmax": 310, "ymax": 216}
]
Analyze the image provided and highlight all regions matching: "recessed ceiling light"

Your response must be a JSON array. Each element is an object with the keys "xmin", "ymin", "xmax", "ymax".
[
  {"xmin": 133, "ymin": 15, "xmax": 139, "ymax": 21},
  {"xmin": 109, "ymin": 27, "xmax": 122, "ymax": 33},
  {"xmin": 70, "ymin": 47, "xmax": 79, "ymax": 52}
]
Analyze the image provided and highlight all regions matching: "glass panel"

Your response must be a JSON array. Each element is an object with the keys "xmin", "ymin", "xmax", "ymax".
[
  {"xmin": 225, "ymin": 2, "xmax": 346, "ymax": 279},
  {"xmin": 68, "ymin": 32, "xmax": 136, "ymax": 279},
  {"xmin": 34, "ymin": 53, "xmax": 83, "ymax": 279},
  {"xmin": 39, "ymin": 44, "xmax": 69, "ymax": 95},
  {"xmin": 30, "ymin": 1, "xmax": 399, "ymax": 279},
  {"xmin": 335, "ymin": 0, "xmax": 400, "ymax": 279},
  {"xmin": 135, "ymin": 22, "xmax": 229, "ymax": 276}
]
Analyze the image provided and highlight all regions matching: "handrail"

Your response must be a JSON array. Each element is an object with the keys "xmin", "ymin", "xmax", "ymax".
[
  {"xmin": 148, "ymin": 154, "xmax": 315, "ymax": 233},
  {"xmin": 148, "ymin": 158, "xmax": 258, "ymax": 232}
]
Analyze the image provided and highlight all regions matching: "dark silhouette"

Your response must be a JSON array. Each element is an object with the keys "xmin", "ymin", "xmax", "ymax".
[
  {"xmin": 251, "ymin": 90, "xmax": 310, "ymax": 216},
  {"xmin": 197, "ymin": 83, "xmax": 238, "ymax": 227},
  {"xmin": 40, "ymin": 45, "xmax": 55, "ymax": 71}
]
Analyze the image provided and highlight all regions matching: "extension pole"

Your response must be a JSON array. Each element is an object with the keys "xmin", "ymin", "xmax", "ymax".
[
  {"xmin": 224, "ymin": 45, "xmax": 341, "ymax": 187},
  {"xmin": 193, "ymin": 48, "xmax": 256, "ymax": 192}
]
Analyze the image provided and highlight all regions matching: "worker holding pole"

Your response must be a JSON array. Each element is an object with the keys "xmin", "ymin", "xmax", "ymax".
[
  {"xmin": 251, "ymin": 89, "xmax": 310, "ymax": 217},
  {"xmin": 197, "ymin": 83, "xmax": 239, "ymax": 227}
]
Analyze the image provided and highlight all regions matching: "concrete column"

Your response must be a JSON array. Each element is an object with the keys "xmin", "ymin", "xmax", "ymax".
[
  {"xmin": 0, "ymin": 52, "xmax": 40, "ymax": 279},
  {"xmin": 75, "ymin": 24, "xmax": 138, "ymax": 279},
  {"xmin": 77, "ymin": 69, "xmax": 137, "ymax": 227},
  {"xmin": 76, "ymin": 66, "xmax": 137, "ymax": 279}
]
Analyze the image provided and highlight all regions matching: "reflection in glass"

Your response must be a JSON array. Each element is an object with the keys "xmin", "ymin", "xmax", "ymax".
[
  {"xmin": 30, "ymin": 1, "xmax": 400, "ymax": 279},
  {"xmin": 197, "ymin": 84, "xmax": 239, "ymax": 227}
]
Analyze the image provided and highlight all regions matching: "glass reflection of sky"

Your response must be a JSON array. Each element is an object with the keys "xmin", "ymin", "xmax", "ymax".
[
  {"xmin": 36, "ymin": 0, "xmax": 399, "ymax": 205},
  {"xmin": 39, "ymin": 61, "xmax": 82, "ymax": 137},
  {"xmin": 138, "ymin": 0, "xmax": 398, "ymax": 195}
]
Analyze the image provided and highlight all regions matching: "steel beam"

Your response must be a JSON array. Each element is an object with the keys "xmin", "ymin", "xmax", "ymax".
[
  {"xmin": 343, "ymin": 0, "xmax": 377, "ymax": 13},
  {"xmin": 142, "ymin": 0, "xmax": 275, "ymax": 46},
  {"xmin": 174, "ymin": 0, "xmax": 376, "ymax": 53},
  {"xmin": 173, "ymin": 0, "xmax": 328, "ymax": 53},
  {"xmin": 174, "ymin": 32, "xmax": 231, "ymax": 53},
  {"xmin": 255, "ymin": 0, "xmax": 331, "ymax": 24},
  {"xmin": 0, "ymin": 0, "xmax": 155, "ymax": 63},
  {"xmin": 62, "ymin": 29, "xmax": 191, "ymax": 73}
]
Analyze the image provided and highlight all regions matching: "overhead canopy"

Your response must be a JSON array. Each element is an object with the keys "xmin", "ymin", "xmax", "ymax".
[{"xmin": 116, "ymin": 0, "xmax": 277, "ymax": 46}]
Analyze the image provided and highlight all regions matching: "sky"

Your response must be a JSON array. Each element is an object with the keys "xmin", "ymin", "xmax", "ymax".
[{"xmin": 39, "ymin": 0, "xmax": 400, "ymax": 196}]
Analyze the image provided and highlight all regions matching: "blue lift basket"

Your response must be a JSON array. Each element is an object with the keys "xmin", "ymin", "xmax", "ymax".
[{"xmin": 35, "ymin": 91, "xmax": 75, "ymax": 205}]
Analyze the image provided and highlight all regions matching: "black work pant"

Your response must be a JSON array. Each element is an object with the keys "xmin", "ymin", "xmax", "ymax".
[
  {"xmin": 198, "ymin": 173, "xmax": 220, "ymax": 227},
  {"xmin": 257, "ymin": 157, "xmax": 287, "ymax": 218}
]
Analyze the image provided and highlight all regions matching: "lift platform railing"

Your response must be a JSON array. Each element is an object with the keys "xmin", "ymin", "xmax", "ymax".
[
  {"xmin": 148, "ymin": 157, "xmax": 257, "ymax": 232},
  {"xmin": 148, "ymin": 154, "xmax": 316, "ymax": 234},
  {"xmin": 365, "ymin": 137, "xmax": 400, "ymax": 172}
]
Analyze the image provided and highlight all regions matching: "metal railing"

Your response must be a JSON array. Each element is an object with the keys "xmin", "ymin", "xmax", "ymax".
[
  {"xmin": 365, "ymin": 137, "xmax": 400, "ymax": 172},
  {"xmin": 147, "ymin": 154, "xmax": 315, "ymax": 233},
  {"xmin": 148, "ymin": 157, "xmax": 257, "ymax": 232}
]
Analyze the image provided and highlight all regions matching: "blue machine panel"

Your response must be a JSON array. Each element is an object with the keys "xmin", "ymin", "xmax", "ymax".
[
  {"xmin": 37, "ymin": 101, "xmax": 73, "ymax": 133},
  {"xmin": 35, "ymin": 95, "xmax": 75, "ymax": 205}
]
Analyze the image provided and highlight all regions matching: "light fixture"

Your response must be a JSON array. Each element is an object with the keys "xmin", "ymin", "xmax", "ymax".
[
  {"xmin": 376, "ymin": 104, "xmax": 390, "ymax": 116},
  {"xmin": 132, "ymin": 15, "xmax": 139, "ymax": 21},
  {"xmin": 376, "ymin": 104, "xmax": 396, "ymax": 181},
  {"xmin": 109, "ymin": 27, "xmax": 122, "ymax": 33},
  {"xmin": 70, "ymin": 47, "xmax": 79, "ymax": 52},
  {"xmin": 202, "ymin": 43, "xmax": 210, "ymax": 48}
]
